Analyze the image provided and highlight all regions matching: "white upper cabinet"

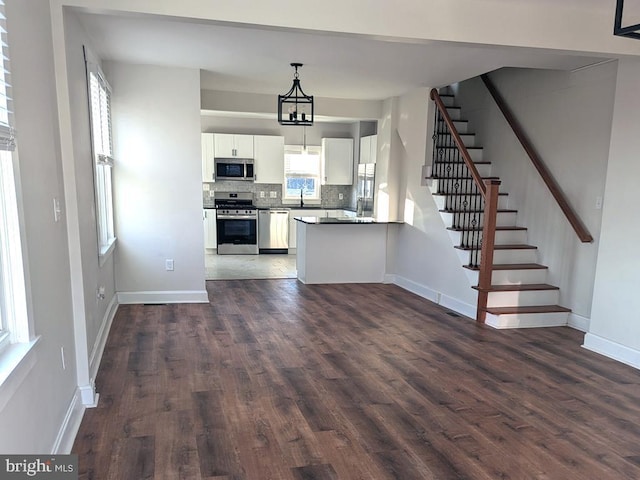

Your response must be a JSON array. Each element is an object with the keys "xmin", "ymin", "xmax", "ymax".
[
  {"xmin": 213, "ymin": 133, "xmax": 254, "ymax": 158},
  {"xmin": 201, "ymin": 133, "xmax": 215, "ymax": 182},
  {"xmin": 321, "ymin": 138, "xmax": 354, "ymax": 185},
  {"xmin": 359, "ymin": 134, "xmax": 378, "ymax": 164},
  {"xmin": 254, "ymin": 135, "xmax": 285, "ymax": 184}
]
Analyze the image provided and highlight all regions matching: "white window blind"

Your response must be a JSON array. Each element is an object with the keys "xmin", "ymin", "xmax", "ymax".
[
  {"xmin": 0, "ymin": 0, "xmax": 30, "ymax": 349},
  {"xmin": 0, "ymin": 3, "xmax": 14, "ymax": 152},
  {"xmin": 84, "ymin": 46, "xmax": 115, "ymax": 257},
  {"xmin": 284, "ymin": 145, "xmax": 322, "ymax": 201}
]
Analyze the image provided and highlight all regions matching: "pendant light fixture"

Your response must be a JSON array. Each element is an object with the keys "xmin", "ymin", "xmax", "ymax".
[
  {"xmin": 278, "ymin": 63, "xmax": 314, "ymax": 126},
  {"xmin": 614, "ymin": 0, "xmax": 640, "ymax": 39}
]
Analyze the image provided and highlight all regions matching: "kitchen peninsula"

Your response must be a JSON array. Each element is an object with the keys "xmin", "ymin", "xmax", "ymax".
[{"xmin": 294, "ymin": 216, "xmax": 401, "ymax": 284}]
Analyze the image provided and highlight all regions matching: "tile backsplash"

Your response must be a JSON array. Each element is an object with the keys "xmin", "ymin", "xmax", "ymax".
[{"xmin": 203, "ymin": 181, "xmax": 354, "ymax": 209}]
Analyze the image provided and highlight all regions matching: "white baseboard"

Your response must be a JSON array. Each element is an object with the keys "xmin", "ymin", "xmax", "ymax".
[
  {"xmin": 583, "ymin": 333, "xmax": 640, "ymax": 371},
  {"xmin": 392, "ymin": 275, "xmax": 476, "ymax": 319},
  {"xmin": 117, "ymin": 290, "xmax": 209, "ymax": 304},
  {"xmin": 439, "ymin": 294, "xmax": 476, "ymax": 320},
  {"xmin": 392, "ymin": 275, "xmax": 439, "ymax": 302},
  {"xmin": 51, "ymin": 388, "xmax": 85, "ymax": 454},
  {"xmin": 568, "ymin": 313, "xmax": 590, "ymax": 332},
  {"xmin": 89, "ymin": 295, "xmax": 118, "ymax": 381}
]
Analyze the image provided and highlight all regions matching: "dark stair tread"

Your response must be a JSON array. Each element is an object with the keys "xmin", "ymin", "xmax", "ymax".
[
  {"xmin": 448, "ymin": 225, "xmax": 527, "ymax": 232},
  {"xmin": 431, "ymin": 176, "xmax": 499, "ymax": 181},
  {"xmin": 440, "ymin": 208, "xmax": 517, "ymax": 213},
  {"xmin": 464, "ymin": 263, "xmax": 548, "ymax": 271},
  {"xmin": 456, "ymin": 244, "xmax": 537, "ymax": 251},
  {"xmin": 472, "ymin": 283, "xmax": 559, "ymax": 292},
  {"xmin": 432, "ymin": 161, "xmax": 492, "ymax": 165},
  {"xmin": 485, "ymin": 305, "xmax": 571, "ymax": 315},
  {"xmin": 433, "ymin": 192, "xmax": 507, "ymax": 197},
  {"xmin": 437, "ymin": 146, "xmax": 482, "ymax": 150}
]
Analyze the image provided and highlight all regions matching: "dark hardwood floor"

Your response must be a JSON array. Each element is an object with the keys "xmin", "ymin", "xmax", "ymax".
[{"xmin": 73, "ymin": 279, "xmax": 640, "ymax": 479}]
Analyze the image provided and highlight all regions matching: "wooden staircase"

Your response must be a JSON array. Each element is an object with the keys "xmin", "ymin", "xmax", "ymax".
[{"xmin": 428, "ymin": 87, "xmax": 570, "ymax": 329}]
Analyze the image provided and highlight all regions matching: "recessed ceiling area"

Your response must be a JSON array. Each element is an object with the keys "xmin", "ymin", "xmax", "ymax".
[{"xmin": 75, "ymin": 11, "xmax": 608, "ymax": 102}]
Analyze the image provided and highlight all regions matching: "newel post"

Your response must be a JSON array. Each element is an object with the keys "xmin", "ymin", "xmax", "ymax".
[{"xmin": 477, "ymin": 179, "xmax": 501, "ymax": 323}]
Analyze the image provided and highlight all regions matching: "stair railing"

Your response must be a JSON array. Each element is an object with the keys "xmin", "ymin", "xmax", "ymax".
[
  {"xmin": 480, "ymin": 74, "xmax": 593, "ymax": 243},
  {"xmin": 430, "ymin": 88, "xmax": 498, "ymax": 323}
]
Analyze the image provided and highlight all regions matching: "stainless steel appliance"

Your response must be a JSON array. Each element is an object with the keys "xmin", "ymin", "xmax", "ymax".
[
  {"xmin": 357, "ymin": 163, "xmax": 376, "ymax": 216},
  {"xmin": 215, "ymin": 192, "xmax": 258, "ymax": 254},
  {"xmin": 258, "ymin": 209, "xmax": 290, "ymax": 254},
  {"xmin": 215, "ymin": 158, "xmax": 254, "ymax": 182}
]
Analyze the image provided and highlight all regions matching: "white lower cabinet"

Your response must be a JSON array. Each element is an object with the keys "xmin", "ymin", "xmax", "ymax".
[{"xmin": 204, "ymin": 209, "xmax": 217, "ymax": 249}]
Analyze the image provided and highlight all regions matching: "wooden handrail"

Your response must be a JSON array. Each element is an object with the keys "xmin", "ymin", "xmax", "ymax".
[
  {"xmin": 480, "ymin": 74, "xmax": 593, "ymax": 243},
  {"xmin": 430, "ymin": 89, "xmax": 486, "ymax": 199}
]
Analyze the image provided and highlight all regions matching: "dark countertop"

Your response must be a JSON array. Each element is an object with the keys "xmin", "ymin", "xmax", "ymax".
[{"xmin": 294, "ymin": 216, "xmax": 401, "ymax": 225}]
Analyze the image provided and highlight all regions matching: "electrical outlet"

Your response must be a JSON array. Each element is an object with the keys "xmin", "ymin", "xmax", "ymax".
[
  {"xmin": 595, "ymin": 196, "xmax": 603, "ymax": 210},
  {"xmin": 270, "ymin": 191, "xmax": 278, "ymax": 198},
  {"xmin": 203, "ymin": 184, "xmax": 210, "ymax": 191},
  {"xmin": 165, "ymin": 259, "xmax": 174, "ymax": 271},
  {"xmin": 209, "ymin": 190, "xmax": 215, "ymax": 197},
  {"xmin": 260, "ymin": 191, "xmax": 266, "ymax": 198},
  {"xmin": 338, "ymin": 193, "xmax": 344, "ymax": 200}
]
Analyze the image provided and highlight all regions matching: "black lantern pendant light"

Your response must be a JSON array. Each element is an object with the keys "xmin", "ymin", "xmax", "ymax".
[
  {"xmin": 278, "ymin": 63, "xmax": 314, "ymax": 126},
  {"xmin": 614, "ymin": 0, "xmax": 640, "ymax": 39}
]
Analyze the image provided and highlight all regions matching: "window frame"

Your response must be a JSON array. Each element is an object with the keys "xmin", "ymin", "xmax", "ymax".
[
  {"xmin": 282, "ymin": 144, "xmax": 322, "ymax": 205},
  {"xmin": 0, "ymin": 0, "xmax": 38, "ymax": 389},
  {"xmin": 84, "ymin": 46, "xmax": 116, "ymax": 262}
]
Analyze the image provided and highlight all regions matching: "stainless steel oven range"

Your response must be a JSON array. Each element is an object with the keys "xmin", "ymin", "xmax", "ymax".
[{"xmin": 214, "ymin": 192, "xmax": 258, "ymax": 255}]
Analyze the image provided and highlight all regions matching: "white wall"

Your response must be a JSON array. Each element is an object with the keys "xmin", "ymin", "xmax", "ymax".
[
  {"xmin": 585, "ymin": 58, "xmax": 640, "ymax": 368},
  {"xmin": 0, "ymin": 0, "xmax": 78, "ymax": 453},
  {"xmin": 108, "ymin": 62, "xmax": 207, "ymax": 303},
  {"xmin": 63, "ymin": 10, "xmax": 117, "ymax": 390},
  {"xmin": 453, "ymin": 64, "xmax": 617, "ymax": 327}
]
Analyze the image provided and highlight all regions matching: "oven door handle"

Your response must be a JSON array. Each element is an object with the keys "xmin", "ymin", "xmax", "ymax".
[{"xmin": 216, "ymin": 214, "xmax": 257, "ymax": 220}]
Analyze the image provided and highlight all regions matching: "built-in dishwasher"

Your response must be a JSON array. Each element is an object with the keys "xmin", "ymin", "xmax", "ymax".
[{"xmin": 258, "ymin": 209, "xmax": 290, "ymax": 254}]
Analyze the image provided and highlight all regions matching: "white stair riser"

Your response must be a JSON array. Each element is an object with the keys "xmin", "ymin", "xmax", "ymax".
[
  {"xmin": 485, "ymin": 289, "xmax": 559, "ymax": 308},
  {"xmin": 453, "ymin": 121, "xmax": 468, "ymax": 134},
  {"xmin": 436, "ymin": 134, "xmax": 476, "ymax": 147},
  {"xmin": 430, "ymin": 162, "xmax": 493, "ymax": 179},
  {"xmin": 446, "ymin": 229, "xmax": 528, "ymax": 246},
  {"xmin": 485, "ymin": 311, "xmax": 569, "ymax": 329},
  {"xmin": 432, "ymin": 194, "xmax": 508, "ymax": 211},
  {"xmin": 434, "ymin": 147, "xmax": 483, "ymax": 162},
  {"xmin": 439, "ymin": 211, "xmax": 517, "ymax": 228},
  {"xmin": 457, "ymin": 248, "xmax": 537, "ymax": 266},
  {"xmin": 440, "ymin": 96, "xmax": 456, "ymax": 107},
  {"xmin": 447, "ymin": 108, "xmax": 462, "ymax": 120},
  {"xmin": 491, "ymin": 268, "xmax": 548, "ymax": 285}
]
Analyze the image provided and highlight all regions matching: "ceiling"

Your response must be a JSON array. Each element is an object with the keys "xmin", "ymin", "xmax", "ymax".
[{"xmin": 76, "ymin": 11, "xmax": 610, "ymax": 103}]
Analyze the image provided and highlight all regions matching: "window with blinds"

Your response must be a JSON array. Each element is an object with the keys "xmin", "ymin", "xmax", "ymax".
[
  {"xmin": 284, "ymin": 145, "xmax": 322, "ymax": 201},
  {"xmin": 0, "ymin": 0, "xmax": 30, "ymax": 348},
  {"xmin": 85, "ymin": 46, "xmax": 115, "ymax": 258}
]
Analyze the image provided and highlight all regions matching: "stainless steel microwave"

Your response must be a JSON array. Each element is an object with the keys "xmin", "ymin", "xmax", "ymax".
[{"xmin": 215, "ymin": 158, "xmax": 254, "ymax": 181}]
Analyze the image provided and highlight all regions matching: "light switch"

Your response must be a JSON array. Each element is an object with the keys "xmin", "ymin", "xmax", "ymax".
[
  {"xmin": 269, "ymin": 191, "xmax": 278, "ymax": 198},
  {"xmin": 203, "ymin": 184, "xmax": 210, "ymax": 191},
  {"xmin": 260, "ymin": 191, "xmax": 266, "ymax": 198}
]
